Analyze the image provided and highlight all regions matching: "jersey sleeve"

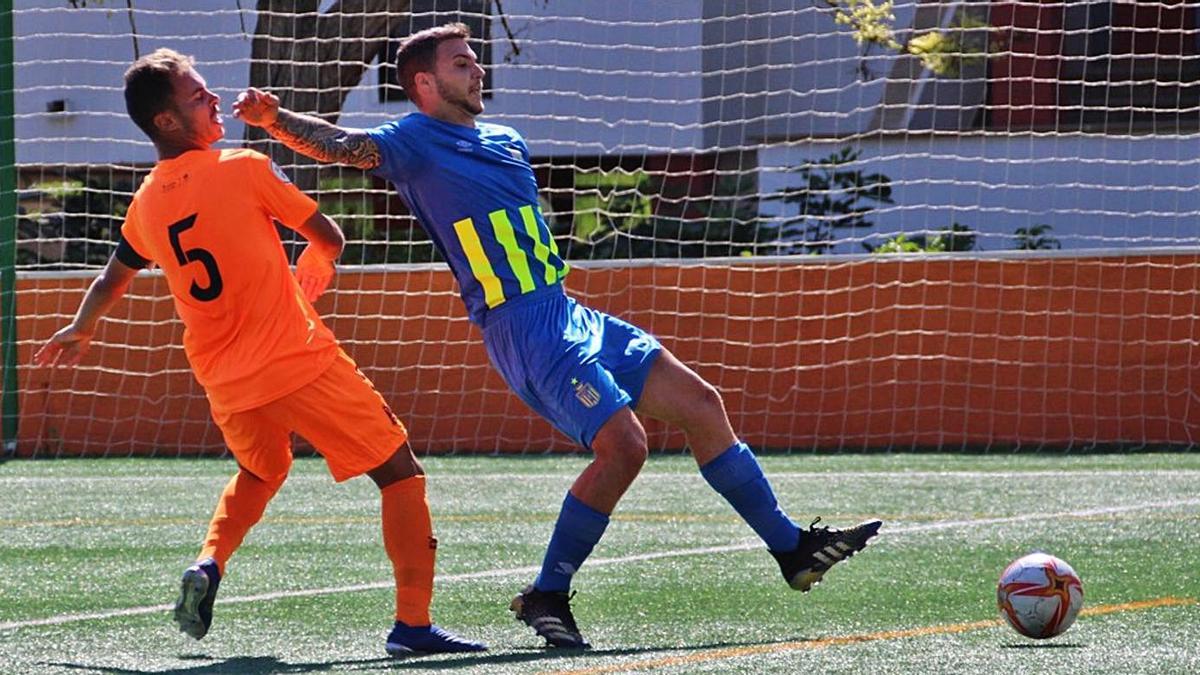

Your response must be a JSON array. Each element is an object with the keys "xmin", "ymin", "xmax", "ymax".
[
  {"xmin": 116, "ymin": 200, "xmax": 152, "ymax": 269},
  {"xmin": 246, "ymin": 151, "xmax": 318, "ymax": 228},
  {"xmin": 510, "ymin": 129, "xmax": 532, "ymax": 163},
  {"xmin": 365, "ymin": 120, "xmax": 418, "ymax": 182}
]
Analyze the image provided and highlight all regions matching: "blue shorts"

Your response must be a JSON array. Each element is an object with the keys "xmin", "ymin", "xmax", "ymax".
[{"xmin": 482, "ymin": 290, "xmax": 662, "ymax": 449}]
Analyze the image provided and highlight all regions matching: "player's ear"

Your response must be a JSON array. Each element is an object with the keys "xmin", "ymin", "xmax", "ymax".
[
  {"xmin": 153, "ymin": 109, "xmax": 179, "ymax": 136},
  {"xmin": 413, "ymin": 71, "xmax": 434, "ymax": 102}
]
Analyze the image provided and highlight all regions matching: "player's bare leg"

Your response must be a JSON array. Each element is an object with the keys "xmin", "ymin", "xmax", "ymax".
[
  {"xmin": 570, "ymin": 407, "xmax": 648, "ymax": 514},
  {"xmin": 634, "ymin": 350, "xmax": 736, "ymax": 465},
  {"xmin": 637, "ymin": 349, "xmax": 883, "ymax": 592},
  {"xmin": 365, "ymin": 444, "xmax": 423, "ymax": 486}
]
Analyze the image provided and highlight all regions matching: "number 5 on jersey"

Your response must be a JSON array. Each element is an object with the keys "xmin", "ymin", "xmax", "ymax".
[{"xmin": 168, "ymin": 214, "xmax": 223, "ymax": 301}]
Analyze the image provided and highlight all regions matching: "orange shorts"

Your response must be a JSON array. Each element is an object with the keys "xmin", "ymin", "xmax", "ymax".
[{"xmin": 211, "ymin": 349, "xmax": 408, "ymax": 483}]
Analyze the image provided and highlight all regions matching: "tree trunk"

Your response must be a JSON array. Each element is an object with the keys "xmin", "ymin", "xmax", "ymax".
[{"xmin": 245, "ymin": 0, "xmax": 411, "ymax": 191}]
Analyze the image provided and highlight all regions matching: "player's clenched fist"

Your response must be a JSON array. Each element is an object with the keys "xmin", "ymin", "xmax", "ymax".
[{"xmin": 233, "ymin": 87, "xmax": 279, "ymax": 127}]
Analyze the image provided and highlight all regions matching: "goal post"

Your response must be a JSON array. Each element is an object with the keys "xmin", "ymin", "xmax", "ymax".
[
  {"xmin": 8, "ymin": 2, "xmax": 1200, "ymax": 456},
  {"xmin": 2, "ymin": 2, "xmax": 18, "ymax": 456}
]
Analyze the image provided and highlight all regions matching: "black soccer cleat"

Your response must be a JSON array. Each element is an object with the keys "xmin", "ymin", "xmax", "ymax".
[
  {"xmin": 173, "ymin": 557, "xmax": 221, "ymax": 640},
  {"xmin": 771, "ymin": 518, "xmax": 882, "ymax": 592},
  {"xmin": 510, "ymin": 585, "xmax": 591, "ymax": 649}
]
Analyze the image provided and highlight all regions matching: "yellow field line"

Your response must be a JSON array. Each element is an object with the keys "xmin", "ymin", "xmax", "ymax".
[{"xmin": 542, "ymin": 596, "xmax": 1197, "ymax": 675}]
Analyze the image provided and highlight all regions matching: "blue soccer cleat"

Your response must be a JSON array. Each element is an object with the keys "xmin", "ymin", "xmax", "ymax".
[
  {"xmin": 385, "ymin": 621, "xmax": 488, "ymax": 656},
  {"xmin": 173, "ymin": 557, "xmax": 221, "ymax": 640},
  {"xmin": 771, "ymin": 518, "xmax": 883, "ymax": 592}
]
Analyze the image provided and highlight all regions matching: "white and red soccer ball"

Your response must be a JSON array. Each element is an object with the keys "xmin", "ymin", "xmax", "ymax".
[{"xmin": 996, "ymin": 552, "xmax": 1084, "ymax": 639}]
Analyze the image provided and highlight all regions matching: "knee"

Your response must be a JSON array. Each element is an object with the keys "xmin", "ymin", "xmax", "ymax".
[
  {"xmin": 679, "ymin": 381, "xmax": 726, "ymax": 426},
  {"xmin": 657, "ymin": 379, "xmax": 727, "ymax": 430},
  {"xmin": 594, "ymin": 424, "xmax": 648, "ymax": 475},
  {"xmin": 697, "ymin": 381, "xmax": 726, "ymax": 414},
  {"xmin": 368, "ymin": 445, "xmax": 424, "ymax": 489}
]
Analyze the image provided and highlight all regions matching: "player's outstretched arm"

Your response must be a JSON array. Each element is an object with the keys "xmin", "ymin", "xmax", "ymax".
[
  {"xmin": 233, "ymin": 88, "xmax": 381, "ymax": 171},
  {"xmin": 34, "ymin": 255, "xmax": 139, "ymax": 367}
]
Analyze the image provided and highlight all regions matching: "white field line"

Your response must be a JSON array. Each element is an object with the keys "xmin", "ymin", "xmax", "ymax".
[
  {"xmin": 4, "ymin": 469, "xmax": 1200, "ymax": 484},
  {"xmin": 2, "ymin": 497, "xmax": 1199, "ymax": 633}
]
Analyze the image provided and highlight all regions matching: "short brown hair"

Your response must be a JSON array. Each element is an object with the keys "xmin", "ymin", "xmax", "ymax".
[
  {"xmin": 124, "ymin": 48, "xmax": 194, "ymax": 140},
  {"xmin": 394, "ymin": 22, "xmax": 471, "ymax": 104}
]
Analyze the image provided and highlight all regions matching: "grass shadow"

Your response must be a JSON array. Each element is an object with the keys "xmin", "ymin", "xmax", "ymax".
[
  {"xmin": 43, "ymin": 656, "xmax": 392, "ymax": 674},
  {"xmin": 42, "ymin": 638, "xmax": 804, "ymax": 673},
  {"xmin": 1000, "ymin": 643, "xmax": 1087, "ymax": 649}
]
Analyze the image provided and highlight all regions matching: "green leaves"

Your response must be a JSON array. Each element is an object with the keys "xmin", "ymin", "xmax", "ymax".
[
  {"xmin": 1013, "ymin": 224, "xmax": 1062, "ymax": 251},
  {"xmin": 869, "ymin": 223, "xmax": 977, "ymax": 254},
  {"xmin": 827, "ymin": 0, "xmax": 900, "ymax": 50},
  {"xmin": 827, "ymin": 0, "xmax": 993, "ymax": 77},
  {"xmin": 764, "ymin": 147, "xmax": 894, "ymax": 254}
]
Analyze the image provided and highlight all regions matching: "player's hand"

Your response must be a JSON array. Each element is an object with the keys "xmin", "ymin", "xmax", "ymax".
[
  {"xmin": 233, "ymin": 87, "xmax": 280, "ymax": 127},
  {"xmin": 33, "ymin": 325, "xmax": 94, "ymax": 368},
  {"xmin": 295, "ymin": 247, "xmax": 335, "ymax": 302}
]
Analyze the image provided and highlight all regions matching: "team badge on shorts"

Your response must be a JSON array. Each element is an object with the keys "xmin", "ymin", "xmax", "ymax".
[{"xmin": 571, "ymin": 378, "xmax": 601, "ymax": 408}]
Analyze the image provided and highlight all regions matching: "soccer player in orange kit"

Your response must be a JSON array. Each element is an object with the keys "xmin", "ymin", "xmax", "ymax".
[{"xmin": 33, "ymin": 48, "xmax": 484, "ymax": 657}]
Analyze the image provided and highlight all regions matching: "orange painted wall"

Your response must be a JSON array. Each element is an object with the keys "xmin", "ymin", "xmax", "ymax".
[{"xmin": 11, "ymin": 255, "xmax": 1200, "ymax": 456}]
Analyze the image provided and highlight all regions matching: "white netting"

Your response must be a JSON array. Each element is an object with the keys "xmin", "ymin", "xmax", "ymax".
[{"xmin": 8, "ymin": 1, "xmax": 1200, "ymax": 456}]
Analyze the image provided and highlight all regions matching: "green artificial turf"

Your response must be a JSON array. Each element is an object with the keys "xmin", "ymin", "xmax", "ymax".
[{"xmin": 2, "ymin": 453, "xmax": 1198, "ymax": 674}]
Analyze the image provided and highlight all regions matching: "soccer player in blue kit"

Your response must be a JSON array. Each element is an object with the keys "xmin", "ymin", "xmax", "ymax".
[{"xmin": 235, "ymin": 22, "xmax": 882, "ymax": 649}]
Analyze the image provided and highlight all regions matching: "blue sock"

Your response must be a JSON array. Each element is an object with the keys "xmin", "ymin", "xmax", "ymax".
[
  {"xmin": 533, "ymin": 492, "xmax": 610, "ymax": 593},
  {"xmin": 700, "ymin": 441, "xmax": 801, "ymax": 552}
]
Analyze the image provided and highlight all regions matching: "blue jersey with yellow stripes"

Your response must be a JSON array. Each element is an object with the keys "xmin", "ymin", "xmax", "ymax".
[{"xmin": 366, "ymin": 113, "xmax": 568, "ymax": 324}]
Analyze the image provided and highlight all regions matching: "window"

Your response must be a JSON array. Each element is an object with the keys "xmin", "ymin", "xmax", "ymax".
[
  {"xmin": 377, "ymin": 0, "xmax": 492, "ymax": 104},
  {"xmin": 987, "ymin": 1, "xmax": 1200, "ymax": 131}
]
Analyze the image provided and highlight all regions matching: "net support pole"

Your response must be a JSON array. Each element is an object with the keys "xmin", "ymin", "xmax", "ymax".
[{"xmin": 0, "ymin": 4, "xmax": 17, "ymax": 456}]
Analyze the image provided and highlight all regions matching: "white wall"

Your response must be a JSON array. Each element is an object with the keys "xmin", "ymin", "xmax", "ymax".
[
  {"xmin": 14, "ymin": 1, "xmax": 250, "ymax": 164},
  {"xmin": 700, "ymin": 0, "xmax": 896, "ymax": 147},
  {"xmin": 13, "ymin": 0, "xmax": 704, "ymax": 164},
  {"xmin": 13, "ymin": 1, "xmax": 1200, "ymax": 251},
  {"xmin": 759, "ymin": 134, "xmax": 1200, "ymax": 252}
]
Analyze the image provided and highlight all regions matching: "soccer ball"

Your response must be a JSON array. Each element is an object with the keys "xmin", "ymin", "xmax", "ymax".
[{"xmin": 996, "ymin": 552, "xmax": 1084, "ymax": 639}]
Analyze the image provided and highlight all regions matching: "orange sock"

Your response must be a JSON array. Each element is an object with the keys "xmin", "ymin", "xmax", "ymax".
[
  {"xmin": 381, "ymin": 475, "xmax": 436, "ymax": 626},
  {"xmin": 198, "ymin": 469, "xmax": 282, "ymax": 574}
]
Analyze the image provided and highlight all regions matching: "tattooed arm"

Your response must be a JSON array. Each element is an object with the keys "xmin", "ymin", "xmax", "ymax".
[{"xmin": 233, "ymin": 88, "xmax": 381, "ymax": 171}]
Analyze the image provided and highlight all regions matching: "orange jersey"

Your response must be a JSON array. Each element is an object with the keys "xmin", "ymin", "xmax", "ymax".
[{"xmin": 118, "ymin": 148, "xmax": 338, "ymax": 413}]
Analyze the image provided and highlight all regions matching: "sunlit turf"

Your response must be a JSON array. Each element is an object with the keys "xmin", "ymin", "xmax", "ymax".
[{"xmin": 2, "ymin": 453, "xmax": 1199, "ymax": 674}]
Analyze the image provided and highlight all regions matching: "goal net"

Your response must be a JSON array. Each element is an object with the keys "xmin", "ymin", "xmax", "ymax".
[{"xmin": 6, "ymin": 1, "xmax": 1200, "ymax": 456}]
